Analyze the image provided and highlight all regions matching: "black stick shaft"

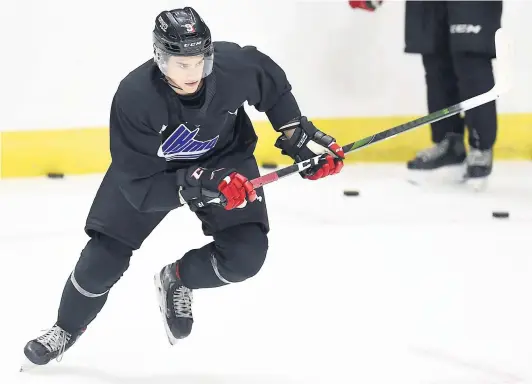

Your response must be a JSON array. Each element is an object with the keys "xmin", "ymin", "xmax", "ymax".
[
  {"xmin": 341, "ymin": 102, "xmax": 464, "ymax": 155},
  {"xmin": 250, "ymin": 90, "xmax": 498, "ymax": 190}
]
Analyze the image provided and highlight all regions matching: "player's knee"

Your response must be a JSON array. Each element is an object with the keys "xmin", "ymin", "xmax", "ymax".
[
  {"xmin": 452, "ymin": 53, "xmax": 495, "ymax": 96},
  {"xmin": 72, "ymin": 232, "xmax": 133, "ymax": 297},
  {"xmin": 233, "ymin": 233, "xmax": 268, "ymax": 280},
  {"xmin": 214, "ymin": 227, "xmax": 269, "ymax": 283}
]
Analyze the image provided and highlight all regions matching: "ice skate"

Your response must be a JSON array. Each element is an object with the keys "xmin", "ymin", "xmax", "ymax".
[
  {"xmin": 463, "ymin": 148, "xmax": 493, "ymax": 192},
  {"xmin": 21, "ymin": 324, "xmax": 83, "ymax": 371},
  {"xmin": 407, "ymin": 133, "xmax": 467, "ymax": 186},
  {"xmin": 154, "ymin": 262, "xmax": 193, "ymax": 345}
]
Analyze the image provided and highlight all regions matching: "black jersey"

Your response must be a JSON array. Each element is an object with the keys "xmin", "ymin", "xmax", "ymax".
[{"xmin": 109, "ymin": 41, "xmax": 301, "ymax": 213}]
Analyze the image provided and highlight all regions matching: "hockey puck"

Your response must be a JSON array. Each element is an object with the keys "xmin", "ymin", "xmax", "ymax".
[
  {"xmin": 492, "ymin": 211, "xmax": 509, "ymax": 219},
  {"xmin": 262, "ymin": 162, "xmax": 278, "ymax": 169},
  {"xmin": 343, "ymin": 190, "xmax": 360, "ymax": 197},
  {"xmin": 47, "ymin": 172, "xmax": 64, "ymax": 179}
]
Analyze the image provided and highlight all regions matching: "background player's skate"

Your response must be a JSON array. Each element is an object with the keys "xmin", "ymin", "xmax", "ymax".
[
  {"xmin": 406, "ymin": 139, "xmax": 493, "ymax": 192},
  {"xmin": 461, "ymin": 148, "xmax": 493, "ymax": 191},
  {"xmin": 406, "ymin": 133, "xmax": 467, "ymax": 186}
]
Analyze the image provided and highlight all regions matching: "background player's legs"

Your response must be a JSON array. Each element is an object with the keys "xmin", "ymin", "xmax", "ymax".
[
  {"xmin": 406, "ymin": 52, "xmax": 467, "ymax": 171},
  {"xmin": 404, "ymin": 1, "xmax": 466, "ymax": 171},
  {"xmin": 446, "ymin": 0, "xmax": 501, "ymax": 181},
  {"xmin": 423, "ymin": 53, "xmax": 464, "ymax": 143},
  {"xmin": 452, "ymin": 53, "xmax": 497, "ymax": 151},
  {"xmin": 452, "ymin": 54, "xmax": 497, "ymax": 179}
]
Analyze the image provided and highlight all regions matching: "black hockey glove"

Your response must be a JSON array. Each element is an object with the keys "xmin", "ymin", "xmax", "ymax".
[
  {"xmin": 176, "ymin": 166, "xmax": 257, "ymax": 211},
  {"xmin": 274, "ymin": 116, "xmax": 345, "ymax": 180}
]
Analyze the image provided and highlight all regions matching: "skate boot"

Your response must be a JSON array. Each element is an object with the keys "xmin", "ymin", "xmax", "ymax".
[
  {"xmin": 154, "ymin": 262, "xmax": 193, "ymax": 345},
  {"xmin": 407, "ymin": 133, "xmax": 467, "ymax": 170},
  {"xmin": 407, "ymin": 133, "xmax": 466, "ymax": 184},
  {"xmin": 22, "ymin": 324, "xmax": 83, "ymax": 370},
  {"xmin": 464, "ymin": 148, "xmax": 493, "ymax": 191}
]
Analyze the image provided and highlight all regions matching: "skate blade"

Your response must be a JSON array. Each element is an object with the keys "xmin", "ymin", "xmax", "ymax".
[
  {"xmin": 20, "ymin": 357, "xmax": 38, "ymax": 372},
  {"xmin": 463, "ymin": 176, "xmax": 489, "ymax": 192},
  {"xmin": 153, "ymin": 273, "xmax": 178, "ymax": 346},
  {"xmin": 407, "ymin": 164, "xmax": 466, "ymax": 187}
]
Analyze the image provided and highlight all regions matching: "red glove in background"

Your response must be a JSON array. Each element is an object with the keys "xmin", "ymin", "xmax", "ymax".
[{"xmin": 348, "ymin": 1, "xmax": 383, "ymax": 11}]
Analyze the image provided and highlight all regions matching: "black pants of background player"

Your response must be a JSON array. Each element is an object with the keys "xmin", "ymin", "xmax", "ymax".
[
  {"xmin": 404, "ymin": 1, "xmax": 502, "ymax": 150},
  {"xmin": 55, "ymin": 155, "xmax": 269, "ymax": 336}
]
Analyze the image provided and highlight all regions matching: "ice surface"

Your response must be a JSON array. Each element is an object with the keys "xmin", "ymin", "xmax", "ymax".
[{"xmin": 2, "ymin": 162, "xmax": 531, "ymax": 384}]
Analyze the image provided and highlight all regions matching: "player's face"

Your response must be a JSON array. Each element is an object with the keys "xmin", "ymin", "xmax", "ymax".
[{"xmin": 166, "ymin": 55, "xmax": 205, "ymax": 94}]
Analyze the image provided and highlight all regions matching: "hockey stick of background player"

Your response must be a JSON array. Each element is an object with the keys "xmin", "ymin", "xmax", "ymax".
[{"xmin": 250, "ymin": 27, "xmax": 513, "ymax": 190}]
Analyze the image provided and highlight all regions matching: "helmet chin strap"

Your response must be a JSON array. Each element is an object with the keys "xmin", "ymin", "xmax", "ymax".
[{"xmin": 164, "ymin": 76, "xmax": 183, "ymax": 91}]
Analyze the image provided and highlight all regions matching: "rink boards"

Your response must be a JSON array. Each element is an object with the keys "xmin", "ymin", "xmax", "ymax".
[{"xmin": 0, "ymin": 113, "xmax": 530, "ymax": 178}]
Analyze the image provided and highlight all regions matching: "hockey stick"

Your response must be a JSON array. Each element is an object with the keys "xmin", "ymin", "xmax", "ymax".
[{"xmin": 250, "ymin": 28, "xmax": 512, "ymax": 189}]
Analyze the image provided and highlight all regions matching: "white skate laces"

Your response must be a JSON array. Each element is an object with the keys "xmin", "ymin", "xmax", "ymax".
[
  {"xmin": 36, "ymin": 326, "xmax": 71, "ymax": 362},
  {"xmin": 172, "ymin": 285, "xmax": 193, "ymax": 318}
]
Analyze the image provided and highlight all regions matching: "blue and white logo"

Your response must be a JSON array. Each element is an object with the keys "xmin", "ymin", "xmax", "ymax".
[{"xmin": 158, "ymin": 124, "xmax": 219, "ymax": 161}]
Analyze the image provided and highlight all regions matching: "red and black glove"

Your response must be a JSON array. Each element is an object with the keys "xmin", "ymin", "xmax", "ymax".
[
  {"xmin": 348, "ymin": 0, "xmax": 383, "ymax": 11},
  {"xmin": 176, "ymin": 166, "xmax": 257, "ymax": 211},
  {"xmin": 274, "ymin": 117, "xmax": 344, "ymax": 181}
]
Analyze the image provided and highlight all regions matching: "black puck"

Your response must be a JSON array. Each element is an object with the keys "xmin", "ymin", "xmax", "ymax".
[
  {"xmin": 47, "ymin": 172, "xmax": 64, "ymax": 179},
  {"xmin": 262, "ymin": 162, "xmax": 278, "ymax": 169},
  {"xmin": 343, "ymin": 190, "xmax": 360, "ymax": 197},
  {"xmin": 492, "ymin": 211, "xmax": 509, "ymax": 219}
]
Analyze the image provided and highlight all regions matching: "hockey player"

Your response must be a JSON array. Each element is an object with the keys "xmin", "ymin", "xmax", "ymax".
[
  {"xmin": 404, "ymin": 1, "xmax": 502, "ymax": 185},
  {"xmin": 350, "ymin": 1, "xmax": 502, "ymax": 185},
  {"xmin": 22, "ymin": 7, "xmax": 344, "ymax": 367}
]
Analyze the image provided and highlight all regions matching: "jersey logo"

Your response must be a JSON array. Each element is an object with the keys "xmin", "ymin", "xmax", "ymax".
[
  {"xmin": 450, "ymin": 24, "xmax": 482, "ymax": 34},
  {"xmin": 158, "ymin": 124, "xmax": 219, "ymax": 161}
]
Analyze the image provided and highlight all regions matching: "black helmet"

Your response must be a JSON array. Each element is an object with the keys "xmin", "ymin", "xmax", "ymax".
[
  {"xmin": 153, "ymin": 7, "xmax": 212, "ymax": 56},
  {"xmin": 153, "ymin": 7, "xmax": 214, "ymax": 78}
]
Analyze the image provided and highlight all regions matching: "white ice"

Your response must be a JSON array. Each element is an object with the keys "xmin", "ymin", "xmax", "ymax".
[{"xmin": 1, "ymin": 162, "xmax": 531, "ymax": 384}]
